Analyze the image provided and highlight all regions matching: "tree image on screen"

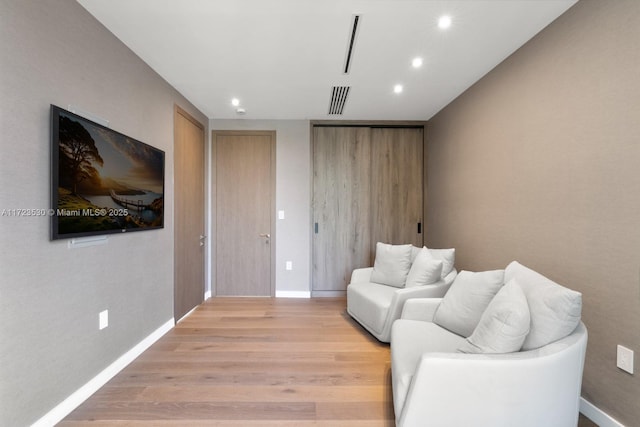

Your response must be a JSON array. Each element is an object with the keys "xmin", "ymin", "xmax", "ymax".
[{"xmin": 59, "ymin": 116, "xmax": 104, "ymax": 194}]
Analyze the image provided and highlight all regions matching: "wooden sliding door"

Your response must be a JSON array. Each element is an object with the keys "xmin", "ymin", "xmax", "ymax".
[
  {"xmin": 370, "ymin": 127, "xmax": 423, "ymax": 247},
  {"xmin": 312, "ymin": 127, "xmax": 372, "ymax": 293},
  {"xmin": 312, "ymin": 125, "xmax": 424, "ymax": 295}
]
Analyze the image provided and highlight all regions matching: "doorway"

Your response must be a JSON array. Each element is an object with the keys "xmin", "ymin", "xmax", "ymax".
[{"xmin": 174, "ymin": 106, "xmax": 205, "ymax": 321}]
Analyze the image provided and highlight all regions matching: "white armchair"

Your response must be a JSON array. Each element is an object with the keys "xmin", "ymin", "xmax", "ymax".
[
  {"xmin": 390, "ymin": 261, "xmax": 588, "ymax": 427},
  {"xmin": 347, "ymin": 267, "xmax": 457, "ymax": 342}
]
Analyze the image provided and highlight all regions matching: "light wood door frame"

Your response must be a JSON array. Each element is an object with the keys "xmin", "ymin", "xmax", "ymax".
[
  {"xmin": 174, "ymin": 105, "xmax": 205, "ymax": 321},
  {"xmin": 211, "ymin": 130, "xmax": 276, "ymax": 296}
]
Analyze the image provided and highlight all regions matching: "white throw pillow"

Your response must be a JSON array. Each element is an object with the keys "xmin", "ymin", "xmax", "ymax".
[
  {"xmin": 504, "ymin": 261, "xmax": 582, "ymax": 350},
  {"xmin": 405, "ymin": 248, "xmax": 443, "ymax": 287},
  {"xmin": 458, "ymin": 279, "xmax": 531, "ymax": 354},
  {"xmin": 433, "ymin": 269, "xmax": 505, "ymax": 337},
  {"xmin": 410, "ymin": 245, "xmax": 422, "ymax": 263},
  {"xmin": 370, "ymin": 242, "xmax": 413, "ymax": 288},
  {"xmin": 426, "ymin": 247, "xmax": 455, "ymax": 278}
]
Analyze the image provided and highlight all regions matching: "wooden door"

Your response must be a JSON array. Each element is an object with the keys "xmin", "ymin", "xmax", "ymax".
[
  {"xmin": 214, "ymin": 131, "xmax": 275, "ymax": 296},
  {"xmin": 174, "ymin": 106, "xmax": 205, "ymax": 321},
  {"xmin": 370, "ymin": 127, "xmax": 424, "ymax": 249},
  {"xmin": 312, "ymin": 127, "xmax": 372, "ymax": 294}
]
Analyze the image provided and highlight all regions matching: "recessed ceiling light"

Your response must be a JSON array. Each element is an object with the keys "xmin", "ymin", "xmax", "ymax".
[
  {"xmin": 438, "ymin": 15, "xmax": 452, "ymax": 29},
  {"xmin": 412, "ymin": 57, "xmax": 423, "ymax": 68},
  {"xmin": 231, "ymin": 98, "xmax": 240, "ymax": 107},
  {"xmin": 393, "ymin": 84, "xmax": 403, "ymax": 94},
  {"xmin": 236, "ymin": 107, "xmax": 246, "ymax": 115}
]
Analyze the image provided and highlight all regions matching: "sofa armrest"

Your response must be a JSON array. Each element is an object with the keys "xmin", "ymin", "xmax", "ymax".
[
  {"xmin": 378, "ymin": 283, "xmax": 449, "ymax": 338},
  {"xmin": 350, "ymin": 267, "xmax": 374, "ymax": 284},
  {"xmin": 443, "ymin": 268, "xmax": 457, "ymax": 285},
  {"xmin": 398, "ymin": 323, "xmax": 587, "ymax": 427},
  {"xmin": 400, "ymin": 298, "xmax": 443, "ymax": 322},
  {"xmin": 387, "ymin": 280, "xmax": 450, "ymax": 326}
]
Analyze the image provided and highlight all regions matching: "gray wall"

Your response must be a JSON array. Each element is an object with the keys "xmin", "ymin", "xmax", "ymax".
[
  {"xmin": 426, "ymin": 0, "xmax": 639, "ymax": 424},
  {"xmin": 210, "ymin": 119, "xmax": 311, "ymax": 295},
  {"xmin": 0, "ymin": 1, "xmax": 207, "ymax": 425}
]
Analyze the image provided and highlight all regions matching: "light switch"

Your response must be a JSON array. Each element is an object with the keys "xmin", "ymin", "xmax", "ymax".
[
  {"xmin": 99, "ymin": 310, "xmax": 109, "ymax": 330},
  {"xmin": 617, "ymin": 345, "xmax": 634, "ymax": 374},
  {"xmin": 278, "ymin": 210, "xmax": 285, "ymax": 220},
  {"xmin": 285, "ymin": 261, "xmax": 293, "ymax": 270}
]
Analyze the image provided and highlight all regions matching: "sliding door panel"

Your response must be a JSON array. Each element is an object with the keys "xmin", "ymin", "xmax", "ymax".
[
  {"xmin": 312, "ymin": 127, "xmax": 372, "ymax": 292},
  {"xmin": 370, "ymin": 127, "xmax": 424, "ymax": 250}
]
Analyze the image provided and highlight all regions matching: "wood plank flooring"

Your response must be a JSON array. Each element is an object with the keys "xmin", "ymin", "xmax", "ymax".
[
  {"xmin": 60, "ymin": 297, "xmax": 395, "ymax": 426},
  {"xmin": 60, "ymin": 297, "xmax": 598, "ymax": 427}
]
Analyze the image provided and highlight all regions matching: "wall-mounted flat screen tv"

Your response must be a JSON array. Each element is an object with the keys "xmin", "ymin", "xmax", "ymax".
[{"xmin": 51, "ymin": 105, "xmax": 165, "ymax": 240}]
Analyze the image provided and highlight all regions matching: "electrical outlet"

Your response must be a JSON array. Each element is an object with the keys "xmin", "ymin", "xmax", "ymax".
[
  {"xmin": 285, "ymin": 261, "xmax": 293, "ymax": 271},
  {"xmin": 99, "ymin": 310, "xmax": 109, "ymax": 330},
  {"xmin": 617, "ymin": 345, "xmax": 634, "ymax": 374}
]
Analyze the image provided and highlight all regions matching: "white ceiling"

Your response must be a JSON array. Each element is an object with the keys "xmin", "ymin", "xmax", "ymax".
[{"xmin": 77, "ymin": 0, "xmax": 577, "ymax": 121}]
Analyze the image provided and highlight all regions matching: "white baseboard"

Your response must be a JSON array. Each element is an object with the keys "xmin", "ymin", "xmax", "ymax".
[
  {"xmin": 275, "ymin": 290, "xmax": 311, "ymax": 298},
  {"xmin": 204, "ymin": 290, "xmax": 212, "ymax": 300},
  {"xmin": 177, "ymin": 305, "xmax": 198, "ymax": 323},
  {"xmin": 581, "ymin": 397, "xmax": 625, "ymax": 427},
  {"xmin": 31, "ymin": 318, "xmax": 174, "ymax": 427}
]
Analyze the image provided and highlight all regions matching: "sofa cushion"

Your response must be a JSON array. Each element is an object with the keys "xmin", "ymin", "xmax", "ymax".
[
  {"xmin": 370, "ymin": 242, "xmax": 412, "ymax": 287},
  {"xmin": 405, "ymin": 248, "xmax": 443, "ymax": 287},
  {"xmin": 391, "ymin": 319, "xmax": 467, "ymax": 417},
  {"xmin": 433, "ymin": 269, "xmax": 505, "ymax": 337},
  {"xmin": 426, "ymin": 247, "xmax": 455, "ymax": 278},
  {"xmin": 410, "ymin": 245, "xmax": 422, "ymax": 262},
  {"xmin": 505, "ymin": 261, "xmax": 582, "ymax": 350},
  {"xmin": 346, "ymin": 282, "xmax": 398, "ymax": 334},
  {"xmin": 458, "ymin": 278, "xmax": 531, "ymax": 354},
  {"xmin": 411, "ymin": 246, "xmax": 455, "ymax": 278}
]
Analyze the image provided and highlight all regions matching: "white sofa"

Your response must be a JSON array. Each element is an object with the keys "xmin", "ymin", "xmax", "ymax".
[
  {"xmin": 391, "ymin": 261, "xmax": 587, "ymax": 427},
  {"xmin": 347, "ymin": 243, "xmax": 457, "ymax": 343}
]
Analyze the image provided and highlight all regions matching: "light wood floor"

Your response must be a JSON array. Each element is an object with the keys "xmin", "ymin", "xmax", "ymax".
[
  {"xmin": 60, "ymin": 297, "xmax": 395, "ymax": 426},
  {"xmin": 60, "ymin": 297, "xmax": 598, "ymax": 427}
]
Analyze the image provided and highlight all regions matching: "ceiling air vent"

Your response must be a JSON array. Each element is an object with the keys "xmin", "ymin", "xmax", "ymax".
[
  {"xmin": 328, "ymin": 86, "xmax": 350, "ymax": 115},
  {"xmin": 343, "ymin": 14, "xmax": 361, "ymax": 74}
]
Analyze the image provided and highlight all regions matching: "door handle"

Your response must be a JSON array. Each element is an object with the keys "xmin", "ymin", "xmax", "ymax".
[{"xmin": 259, "ymin": 233, "xmax": 271, "ymax": 239}]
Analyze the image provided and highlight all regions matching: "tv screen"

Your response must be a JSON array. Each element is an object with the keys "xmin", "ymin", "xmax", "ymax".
[{"xmin": 51, "ymin": 105, "xmax": 165, "ymax": 240}]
